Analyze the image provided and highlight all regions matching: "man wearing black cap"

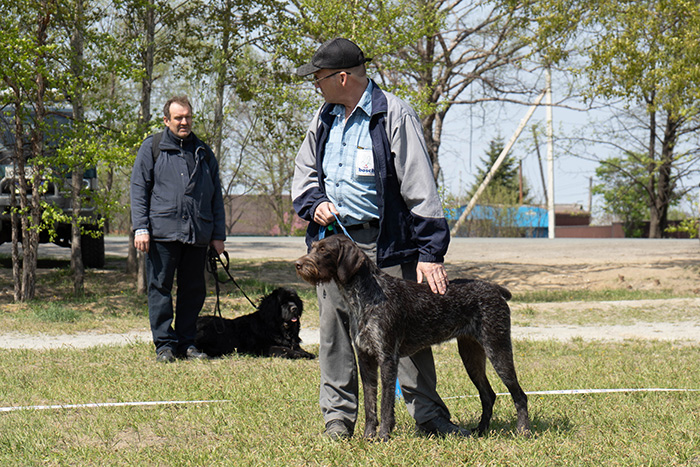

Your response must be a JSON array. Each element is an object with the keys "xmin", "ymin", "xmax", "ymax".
[{"xmin": 292, "ymin": 38, "xmax": 467, "ymax": 439}]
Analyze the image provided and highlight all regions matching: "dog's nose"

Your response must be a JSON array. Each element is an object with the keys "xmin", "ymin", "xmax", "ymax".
[{"xmin": 295, "ymin": 261, "xmax": 302, "ymax": 270}]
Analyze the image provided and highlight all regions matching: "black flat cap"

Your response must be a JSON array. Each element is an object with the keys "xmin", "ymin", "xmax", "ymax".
[{"xmin": 296, "ymin": 38, "xmax": 372, "ymax": 77}]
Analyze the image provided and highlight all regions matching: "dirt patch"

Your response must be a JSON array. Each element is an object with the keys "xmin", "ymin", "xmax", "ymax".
[{"xmin": 2, "ymin": 237, "xmax": 699, "ymax": 347}]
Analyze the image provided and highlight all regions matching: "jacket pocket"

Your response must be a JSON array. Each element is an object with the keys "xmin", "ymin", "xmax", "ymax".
[
  {"xmin": 150, "ymin": 210, "xmax": 178, "ymax": 239},
  {"xmin": 194, "ymin": 212, "xmax": 214, "ymax": 246}
]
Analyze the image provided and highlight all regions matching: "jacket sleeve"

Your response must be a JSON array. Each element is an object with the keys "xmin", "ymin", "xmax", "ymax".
[
  {"xmin": 130, "ymin": 136, "xmax": 154, "ymax": 232},
  {"xmin": 292, "ymin": 109, "xmax": 329, "ymax": 221},
  {"xmin": 207, "ymin": 148, "xmax": 227, "ymax": 241},
  {"xmin": 389, "ymin": 102, "xmax": 450, "ymax": 263}
]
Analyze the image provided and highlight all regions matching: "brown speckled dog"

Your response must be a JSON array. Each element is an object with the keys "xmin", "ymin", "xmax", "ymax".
[{"xmin": 295, "ymin": 234, "xmax": 529, "ymax": 441}]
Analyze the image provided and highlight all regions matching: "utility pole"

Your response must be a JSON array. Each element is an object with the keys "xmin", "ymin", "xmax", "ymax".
[
  {"xmin": 546, "ymin": 68, "xmax": 555, "ymax": 239},
  {"xmin": 450, "ymin": 91, "xmax": 546, "ymax": 236}
]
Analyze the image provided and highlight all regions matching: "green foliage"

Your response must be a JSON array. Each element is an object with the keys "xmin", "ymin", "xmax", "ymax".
[
  {"xmin": 467, "ymin": 138, "xmax": 534, "ymax": 205},
  {"xmin": 666, "ymin": 218, "xmax": 699, "ymax": 238},
  {"xmin": 575, "ymin": 0, "xmax": 700, "ymax": 237},
  {"xmin": 592, "ymin": 152, "xmax": 652, "ymax": 237},
  {"xmin": 583, "ymin": 0, "xmax": 700, "ymax": 116}
]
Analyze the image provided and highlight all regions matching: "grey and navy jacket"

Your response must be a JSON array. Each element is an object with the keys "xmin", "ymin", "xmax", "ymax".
[
  {"xmin": 130, "ymin": 128, "xmax": 226, "ymax": 247},
  {"xmin": 292, "ymin": 80, "xmax": 449, "ymax": 268}
]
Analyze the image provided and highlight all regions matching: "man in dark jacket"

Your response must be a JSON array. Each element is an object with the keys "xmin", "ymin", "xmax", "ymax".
[
  {"xmin": 131, "ymin": 95, "xmax": 226, "ymax": 363},
  {"xmin": 292, "ymin": 38, "xmax": 468, "ymax": 439}
]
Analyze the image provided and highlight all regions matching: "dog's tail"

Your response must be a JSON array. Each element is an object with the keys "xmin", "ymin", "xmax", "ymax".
[{"xmin": 496, "ymin": 285, "xmax": 512, "ymax": 301}]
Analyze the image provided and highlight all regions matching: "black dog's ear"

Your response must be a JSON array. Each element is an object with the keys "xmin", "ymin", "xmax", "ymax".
[{"xmin": 335, "ymin": 236, "xmax": 366, "ymax": 284}]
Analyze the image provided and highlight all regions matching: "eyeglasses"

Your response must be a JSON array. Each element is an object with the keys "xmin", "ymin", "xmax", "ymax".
[{"xmin": 312, "ymin": 71, "xmax": 351, "ymax": 84}]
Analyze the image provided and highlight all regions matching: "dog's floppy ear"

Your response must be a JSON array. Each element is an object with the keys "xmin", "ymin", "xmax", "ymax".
[{"xmin": 335, "ymin": 236, "xmax": 366, "ymax": 284}]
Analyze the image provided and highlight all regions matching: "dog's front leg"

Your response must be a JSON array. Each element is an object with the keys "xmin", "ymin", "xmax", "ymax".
[
  {"xmin": 378, "ymin": 355, "xmax": 400, "ymax": 441},
  {"xmin": 357, "ymin": 350, "xmax": 379, "ymax": 439}
]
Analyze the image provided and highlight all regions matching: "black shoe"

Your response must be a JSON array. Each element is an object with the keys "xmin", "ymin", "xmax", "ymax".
[
  {"xmin": 416, "ymin": 417, "xmax": 471, "ymax": 438},
  {"xmin": 184, "ymin": 346, "xmax": 209, "ymax": 360},
  {"xmin": 156, "ymin": 348, "xmax": 176, "ymax": 363},
  {"xmin": 324, "ymin": 420, "xmax": 352, "ymax": 440}
]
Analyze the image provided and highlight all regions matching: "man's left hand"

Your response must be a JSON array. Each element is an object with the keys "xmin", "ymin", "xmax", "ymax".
[
  {"xmin": 417, "ymin": 262, "xmax": 448, "ymax": 295},
  {"xmin": 210, "ymin": 239, "xmax": 225, "ymax": 255}
]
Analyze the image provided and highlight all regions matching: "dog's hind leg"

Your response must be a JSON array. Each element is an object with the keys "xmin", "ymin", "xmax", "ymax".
[
  {"xmin": 357, "ymin": 351, "xmax": 380, "ymax": 439},
  {"xmin": 481, "ymin": 335, "xmax": 530, "ymax": 435},
  {"xmin": 457, "ymin": 336, "xmax": 496, "ymax": 435}
]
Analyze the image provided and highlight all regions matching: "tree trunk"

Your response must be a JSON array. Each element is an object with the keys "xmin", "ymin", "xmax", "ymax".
[
  {"xmin": 20, "ymin": 2, "xmax": 52, "ymax": 301},
  {"xmin": 645, "ymin": 103, "xmax": 661, "ymax": 238},
  {"xmin": 212, "ymin": 1, "xmax": 231, "ymax": 159},
  {"xmin": 130, "ymin": 2, "xmax": 156, "ymax": 293},
  {"xmin": 10, "ymin": 102, "xmax": 23, "ymax": 302},
  {"xmin": 70, "ymin": 0, "xmax": 85, "ymax": 295}
]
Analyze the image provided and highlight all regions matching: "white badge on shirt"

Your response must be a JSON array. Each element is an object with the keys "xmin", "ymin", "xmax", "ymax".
[{"xmin": 355, "ymin": 148, "xmax": 374, "ymax": 177}]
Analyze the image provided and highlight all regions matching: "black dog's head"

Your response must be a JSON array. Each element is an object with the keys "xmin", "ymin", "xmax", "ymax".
[
  {"xmin": 295, "ymin": 235, "xmax": 369, "ymax": 285},
  {"xmin": 258, "ymin": 287, "xmax": 303, "ymax": 325}
]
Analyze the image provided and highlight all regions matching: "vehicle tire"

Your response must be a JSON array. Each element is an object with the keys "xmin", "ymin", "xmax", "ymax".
[{"xmin": 81, "ymin": 232, "xmax": 105, "ymax": 268}]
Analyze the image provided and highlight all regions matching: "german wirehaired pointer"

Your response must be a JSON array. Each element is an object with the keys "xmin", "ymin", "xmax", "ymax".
[
  {"xmin": 195, "ymin": 287, "xmax": 315, "ymax": 359},
  {"xmin": 295, "ymin": 235, "xmax": 530, "ymax": 441}
]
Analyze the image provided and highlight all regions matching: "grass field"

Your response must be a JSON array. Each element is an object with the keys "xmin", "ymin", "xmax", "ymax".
[
  {"xmin": 0, "ymin": 340, "xmax": 698, "ymax": 466},
  {"xmin": 1, "ymin": 257, "xmax": 699, "ymax": 465}
]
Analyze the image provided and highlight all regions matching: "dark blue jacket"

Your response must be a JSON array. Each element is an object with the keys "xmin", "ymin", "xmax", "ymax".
[
  {"xmin": 292, "ymin": 82, "xmax": 449, "ymax": 267},
  {"xmin": 130, "ymin": 129, "xmax": 226, "ymax": 247}
]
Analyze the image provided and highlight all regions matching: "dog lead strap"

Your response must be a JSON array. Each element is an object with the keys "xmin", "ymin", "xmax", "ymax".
[{"xmin": 319, "ymin": 213, "xmax": 356, "ymax": 242}]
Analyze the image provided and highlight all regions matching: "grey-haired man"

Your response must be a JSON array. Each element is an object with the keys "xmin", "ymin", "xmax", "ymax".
[{"xmin": 292, "ymin": 38, "xmax": 468, "ymax": 439}]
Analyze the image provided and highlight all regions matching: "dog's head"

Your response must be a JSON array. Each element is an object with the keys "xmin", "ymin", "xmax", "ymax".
[
  {"xmin": 295, "ymin": 235, "xmax": 368, "ymax": 285},
  {"xmin": 259, "ymin": 287, "xmax": 304, "ymax": 324}
]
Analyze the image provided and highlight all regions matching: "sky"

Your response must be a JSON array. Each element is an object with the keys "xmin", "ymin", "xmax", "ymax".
[
  {"xmin": 438, "ymin": 94, "xmax": 700, "ymax": 217},
  {"xmin": 439, "ymin": 98, "xmax": 602, "ymax": 210}
]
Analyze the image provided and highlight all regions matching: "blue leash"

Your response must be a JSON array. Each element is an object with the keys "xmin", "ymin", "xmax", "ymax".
[{"xmin": 319, "ymin": 212, "xmax": 355, "ymax": 242}]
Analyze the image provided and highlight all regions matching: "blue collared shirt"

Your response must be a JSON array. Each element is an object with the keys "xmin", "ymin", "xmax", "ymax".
[{"xmin": 322, "ymin": 81, "xmax": 379, "ymax": 225}]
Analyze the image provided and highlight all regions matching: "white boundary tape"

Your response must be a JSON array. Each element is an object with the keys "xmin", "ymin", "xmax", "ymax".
[
  {"xmin": 1, "ymin": 388, "xmax": 697, "ymax": 413},
  {"xmin": 444, "ymin": 387, "xmax": 699, "ymax": 400},
  {"xmin": 0, "ymin": 399, "xmax": 230, "ymax": 413}
]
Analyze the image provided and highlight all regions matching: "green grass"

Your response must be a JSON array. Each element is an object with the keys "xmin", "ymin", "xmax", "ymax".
[
  {"xmin": 0, "ymin": 341, "xmax": 698, "ymax": 466},
  {"xmin": 1, "ymin": 256, "xmax": 699, "ymax": 464},
  {"xmin": 513, "ymin": 288, "xmax": 691, "ymax": 303}
]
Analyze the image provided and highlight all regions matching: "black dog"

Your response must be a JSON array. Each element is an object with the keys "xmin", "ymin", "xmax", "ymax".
[
  {"xmin": 295, "ymin": 235, "xmax": 529, "ymax": 441},
  {"xmin": 195, "ymin": 287, "xmax": 315, "ymax": 359}
]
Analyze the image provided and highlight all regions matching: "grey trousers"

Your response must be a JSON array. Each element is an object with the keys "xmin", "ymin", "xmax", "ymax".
[{"xmin": 317, "ymin": 228, "xmax": 451, "ymax": 429}]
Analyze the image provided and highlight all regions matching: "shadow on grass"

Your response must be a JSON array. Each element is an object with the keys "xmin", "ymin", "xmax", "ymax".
[
  {"xmin": 455, "ymin": 414, "xmax": 572, "ymax": 438},
  {"xmin": 0, "ymin": 256, "xmax": 71, "ymax": 269}
]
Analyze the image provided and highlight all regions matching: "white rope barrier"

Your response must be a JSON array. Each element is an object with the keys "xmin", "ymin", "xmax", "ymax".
[
  {"xmin": 444, "ymin": 387, "xmax": 700, "ymax": 400},
  {"xmin": 1, "ymin": 388, "xmax": 697, "ymax": 413},
  {"xmin": 0, "ymin": 399, "xmax": 231, "ymax": 413}
]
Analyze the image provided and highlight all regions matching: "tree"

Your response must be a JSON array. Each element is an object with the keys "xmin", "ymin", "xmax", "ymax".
[
  {"xmin": 592, "ymin": 152, "xmax": 654, "ymax": 237},
  {"xmin": 579, "ymin": 0, "xmax": 700, "ymax": 237},
  {"xmin": 287, "ymin": 0, "xmax": 539, "ymax": 183},
  {"xmin": 0, "ymin": 0, "xmax": 56, "ymax": 301},
  {"xmin": 226, "ymin": 68, "xmax": 316, "ymax": 235},
  {"xmin": 467, "ymin": 138, "xmax": 534, "ymax": 205},
  {"xmin": 111, "ymin": 0, "xmax": 197, "ymax": 290}
]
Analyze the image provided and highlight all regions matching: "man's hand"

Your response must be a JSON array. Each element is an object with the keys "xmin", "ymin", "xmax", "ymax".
[
  {"xmin": 314, "ymin": 201, "xmax": 339, "ymax": 226},
  {"xmin": 417, "ymin": 262, "xmax": 448, "ymax": 295},
  {"xmin": 134, "ymin": 233, "xmax": 150, "ymax": 253},
  {"xmin": 210, "ymin": 239, "xmax": 225, "ymax": 255}
]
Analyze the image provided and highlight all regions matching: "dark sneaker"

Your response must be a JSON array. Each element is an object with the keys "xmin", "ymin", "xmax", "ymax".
[
  {"xmin": 416, "ymin": 417, "xmax": 471, "ymax": 437},
  {"xmin": 324, "ymin": 420, "xmax": 352, "ymax": 440},
  {"xmin": 156, "ymin": 348, "xmax": 176, "ymax": 363},
  {"xmin": 184, "ymin": 346, "xmax": 209, "ymax": 360}
]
